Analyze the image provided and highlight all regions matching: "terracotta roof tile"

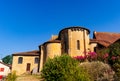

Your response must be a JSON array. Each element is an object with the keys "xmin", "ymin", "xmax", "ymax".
[
  {"xmin": 90, "ymin": 39, "xmax": 97, "ymax": 43},
  {"xmin": 93, "ymin": 32, "xmax": 120, "ymax": 47},
  {"xmin": 13, "ymin": 50, "xmax": 39, "ymax": 56},
  {"xmin": 43, "ymin": 40, "xmax": 61, "ymax": 45}
]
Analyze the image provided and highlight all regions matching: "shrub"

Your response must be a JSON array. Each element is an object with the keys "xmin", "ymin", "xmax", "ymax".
[
  {"xmin": 79, "ymin": 61, "xmax": 115, "ymax": 81},
  {"xmin": 41, "ymin": 55, "xmax": 92, "ymax": 81},
  {"xmin": 113, "ymin": 63, "xmax": 120, "ymax": 81},
  {"xmin": 6, "ymin": 71, "xmax": 17, "ymax": 81},
  {"xmin": 96, "ymin": 41, "xmax": 120, "ymax": 80}
]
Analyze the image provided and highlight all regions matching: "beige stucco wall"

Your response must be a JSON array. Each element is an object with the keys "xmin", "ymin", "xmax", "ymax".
[
  {"xmin": 46, "ymin": 43, "xmax": 61, "ymax": 58},
  {"xmin": 12, "ymin": 56, "xmax": 39, "ymax": 75},
  {"xmin": 68, "ymin": 29, "xmax": 90, "ymax": 57},
  {"xmin": 39, "ymin": 46, "xmax": 44, "ymax": 72},
  {"xmin": 39, "ymin": 43, "xmax": 61, "ymax": 72},
  {"xmin": 0, "ymin": 63, "xmax": 10, "ymax": 76},
  {"xmin": 90, "ymin": 43, "xmax": 97, "ymax": 52}
]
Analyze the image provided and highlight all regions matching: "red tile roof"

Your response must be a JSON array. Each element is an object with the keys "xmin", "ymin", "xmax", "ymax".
[
  {"xmin": 0, "ymin": 61, "xmax": 11, "ymax": 69},
  {"xmin": 13, "ymin": 50, "xmax": 39, "ymax": 56},
  {"xmin": 92, "ymin": 32, "xmax": 120, "ymax": 47},
  {"xmin": 90, "ymin": 39, "xmax": 98, "ymax": 43},
  {"xmin": 43, "ymin": 40, "xmax": 61, "ymax": 45}
]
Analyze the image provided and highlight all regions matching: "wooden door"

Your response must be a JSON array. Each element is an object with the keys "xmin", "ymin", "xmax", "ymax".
[{"xmin": 26, "ymin": 63, "xmax": 31, "ymax": 72}]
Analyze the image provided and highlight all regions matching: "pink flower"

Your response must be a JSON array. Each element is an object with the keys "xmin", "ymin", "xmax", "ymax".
[
  {"xmin": 74, "ymin": 56, "xmax": 86, "ymax": 60},
  {"xmin": 103, "ymin": 53, "xmax": 109, "ymax": 59},
  {"xmin": 88, "ymin": 52, "xmax": 96, "ymax": 56},
  {"xmin": 111, "ymin": 56, "xmax": 116, "ymax": 60},
  {"xmin": 88, "ymin": 52, "xmax": 97, "ymax": 59}
]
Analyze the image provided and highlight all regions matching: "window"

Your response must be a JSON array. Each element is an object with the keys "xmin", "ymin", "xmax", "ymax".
[
  {"xmin": 77, "ymin": 40, "xmax": 80, "ymax": 50},
  {"xmin": 35, "ymin": 57, "xmax": 39, "ymax": 64},
  {"xmin": 0, "ymin": 68, "xmax": 4, "ymax": 72},
  {"xmin": 18, "ymin": 57, "xmax": 23, "ymax": 64}
]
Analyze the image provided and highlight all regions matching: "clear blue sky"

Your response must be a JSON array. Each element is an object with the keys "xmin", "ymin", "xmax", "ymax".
[{"xmin": 0, "ymin": 0, "xmax": 120, "ymax": 58}]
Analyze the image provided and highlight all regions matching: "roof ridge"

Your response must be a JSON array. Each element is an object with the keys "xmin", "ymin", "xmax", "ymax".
[{"xmin": 95, "ymin": 32, "xmax": 120, "ymax": 34}]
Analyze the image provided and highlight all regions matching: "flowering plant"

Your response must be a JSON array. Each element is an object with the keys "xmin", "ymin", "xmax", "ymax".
[
  {"xmin": 74, "ymin": 56, "xmax": 86, "ymax": 62},
  {"xmin": 74, "ymin": 52, "xmax": 110, "ymax": 63},
  {"xmin": 74, "ymin": 52, "xmax": 97, "ymax": 62},
  {"xmin": 87, "ymin": 52, "xmax": 97, "ymax": 61}
]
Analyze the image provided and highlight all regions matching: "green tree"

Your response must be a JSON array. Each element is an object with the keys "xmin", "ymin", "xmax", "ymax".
[
  {"xmin": 2, "ymin": 55, "xmax": 12, "ymax": 64},
  {"xmin": 41, "ymin": 55, "xmax": 92, "ymax": 81}
]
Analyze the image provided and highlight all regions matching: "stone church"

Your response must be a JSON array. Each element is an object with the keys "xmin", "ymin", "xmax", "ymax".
[{"xmin": 12, "ymin": 26, "xmax": 120, "ymax": 75}]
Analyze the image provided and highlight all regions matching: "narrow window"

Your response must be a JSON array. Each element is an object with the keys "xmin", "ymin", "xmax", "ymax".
[
  {"xmin": 18, "ymin": 57, "xmax": 23, "ymax": 64},
  {"xmin": 35, "ymin": 57, "xmax": 39, "ymax": 64},
  {"xmin": 77, "ymin": 40, "xmax": 80, "ymax": 50}
]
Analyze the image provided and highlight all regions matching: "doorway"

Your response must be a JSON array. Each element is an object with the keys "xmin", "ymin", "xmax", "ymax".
[{"xmin": 26, "ymin": 63, "xmax": 31, "ymax": 72}]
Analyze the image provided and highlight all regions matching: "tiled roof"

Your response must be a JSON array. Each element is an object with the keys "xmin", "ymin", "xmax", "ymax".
[
  {"xmin": 90, "ymin": 39, "xmax": 98, "ymax": 43},
  {"xmin": 59, "ymin": 26, "xmax": 90, "ymax": 34},
  {"xmin": 13, "ymin": 50, "xmax": 39, "ymax": 56},
  {"xmin": 43, "ymin": 40, "xmax": 61, "ymax": 45},
  {"xmin": 0, "ymin": 61, "xmax": 11, "ymax": 69},
  {"xmin": 58, "ymin": 26, "xmax": 90, "ymax": 39},
  {"xmin": 93, "ymin": 32, "xmax": 120, "ymax": 47}
]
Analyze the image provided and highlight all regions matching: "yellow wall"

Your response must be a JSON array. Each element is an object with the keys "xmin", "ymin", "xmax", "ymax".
[
  {"xmin": 59, "ymin": 28, "xmax": 90, "ymax": 57},
  {"xmin": 68, "ymin": 29, "xmax": 90, "ymax": 57},
  {"xmin": 46, "ymin": 43, "xmax": 61, "ymax": 58},
  {"xmin": 12, "ymin": 56, "xmax": 39, "ymax": 75},
  {"xmin": 90, "ymin": 43, "xmax": 97, "ymax": 52},
  {"xmin": 39, "ymin": 43, "xmax": 61, "ymax": 71},
  {"xmin": 39, "ymin": 45, "xmax": 44, "ymax": 71}
]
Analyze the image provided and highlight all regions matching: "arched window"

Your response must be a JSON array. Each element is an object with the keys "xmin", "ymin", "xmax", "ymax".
[
  {"xmin": 35, "ymin": 57, "xmax": 39, "ymax": 64},
  {"xmin": 18, "ymin": 57, "xmax": 23, "ymax": 64},
  {"xmin": 77, "ymin": 40, "xmax": 80, "ymax": 50}
]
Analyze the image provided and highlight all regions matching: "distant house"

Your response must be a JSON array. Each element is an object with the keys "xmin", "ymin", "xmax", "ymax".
[
  {"xmin": 12, "ymin": 26, "xmax": 120, "ymax": 75},
  {"xmin": 12, "ymin": 50, "xmax": 39, "ymax": 75},
  {"xmin": 0, "ymin": 61, "xmax": 11, "ymax": 79}
]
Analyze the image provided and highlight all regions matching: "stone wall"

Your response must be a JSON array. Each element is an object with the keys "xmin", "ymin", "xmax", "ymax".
[
  {"xmin": 12, "ymin": 56, "xmax": 39, "ymax": 75},
  {"xmin": 46, "ymin": 43, "xmax": 61, "ymax": 58},
  {"xmin": 59, "ymin": 27, "xmax": 90, "ymax": 57},
  {"xmin": 90, "ymin": 43, "xmax": 97, "ymax": 52},
  {"xmin": 68, "ymin": 29, "xmax": 90, "ymax": 56}
]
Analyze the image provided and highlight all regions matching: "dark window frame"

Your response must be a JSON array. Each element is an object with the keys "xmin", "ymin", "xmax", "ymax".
[
  {"xmin": 18, "ymin": 57, "xmax": 23, "ymax": 64},
  {"xmin": 34, "ymin": 57, "xmax": 39, "ymax": 64},
  {"xmin": 77, "ymin": 40, "xmax": 80, "ymax": 50}
]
